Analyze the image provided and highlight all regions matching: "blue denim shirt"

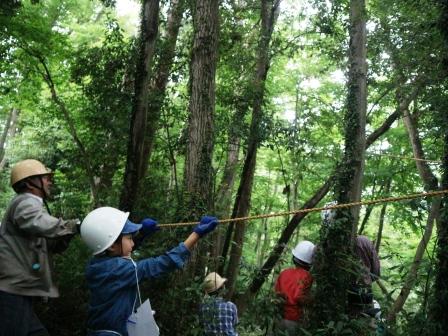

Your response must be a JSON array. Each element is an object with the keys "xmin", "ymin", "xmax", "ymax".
[{"xmin": 86, "ymin": 243, "xmax": 190, "ymax": 335}]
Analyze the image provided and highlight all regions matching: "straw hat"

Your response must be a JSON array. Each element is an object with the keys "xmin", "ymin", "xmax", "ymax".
[{"xmin": 203, "ymin": 272, "xmax": 227, "ymax": 293}]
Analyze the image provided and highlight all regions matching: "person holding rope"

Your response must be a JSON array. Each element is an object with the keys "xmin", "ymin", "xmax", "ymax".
[
  {"xmin": 80, "ymin": 206, "xmax": 218, "ymax": 336},
  {"xmin": 0, "ymin": 159, "xmax": 80, "ymax": 336},
  {"xmin": 273, "ymin": 240, "xmax": 315, "ymax": 336},
  {"xmin": 321, "ymin": 202, "xmax": 380, "ymax": 318}
]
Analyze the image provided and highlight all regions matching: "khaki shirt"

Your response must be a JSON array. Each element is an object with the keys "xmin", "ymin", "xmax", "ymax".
[{"xmin": 0, "ymin": 193, "xmax": 77, "ymax": 297}]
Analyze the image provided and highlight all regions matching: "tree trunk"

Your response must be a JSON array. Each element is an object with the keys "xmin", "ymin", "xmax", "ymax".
[
  {"xmin": 358, "ymin": 178, "xmax": 378, "ymax": 235},
  {"xmin": 180, "ymin": 0, "xmax": 219, "ymax": 278},
  {"xmin": 358, "ymin": 204, "xmax": 373, "ymax": 235},
  {"xmin": 34, "ymin": 55, "xmax": 98, "ymax": 203},
  {"xmin": 224, "ymin": 0, "xmax": 280, "ymax": 300},
  {"xmin": 386, "ymin": 104, "xmax": 440, "ymax": 322},
  {"xmin": 120, "ymin": 0, "xmax": 160, "ymax": 213},
  {"xmin": 427, "ymin": 3, "xmax": 448, "ymax": 330},
  {"xmin": 402, "ymin": 108, "xmax": 439, "ymax": 191},
  {"xmin": 141, "ymin": 0, "xmax": 185, "ymax": 178},
  {"xmin": 375, "ymin": 179, "xmax": 391, "ymax": 253},
  {"xmin": 215, "ymin": 106, "xmax": 246, "ymax": 217},
  {"xmin": 338, "ymin": 0, "xmax": 368, "ymax": 225},
  {"xmin": 163, "ymin": 116, "xmax": 180, "ymax": 201},
  {"xmin": 254, "ymin": 183, "xmax": 277, "ymax": 265},
  {"xmin": 312, "ymin": 0, "xmax": 367, "ymax": 321},
  {"xmin": 0, "ymin": 107, "xmax": 19, "ymax": 171},
  {"xmin": 258, "ymin": 218, "xmax": 271, "ymax": 267},
  {"xmin": 386, "ymin": 198, "xmax": 440, "ymax": 323},
  {"xmin": 427, "ymin": 107, "xmax": 448, "ymax": 334},
  {"xmin": 212, "ymin": 109, "xmax": 244, "ymax": 260},
  {"xmin": 183, "ymin": 0, "xmax": 219, "ymax": 215}
]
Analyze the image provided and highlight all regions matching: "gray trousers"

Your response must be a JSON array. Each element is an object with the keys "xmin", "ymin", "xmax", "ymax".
[{"xmin": 0, "ymin": 290, "xmax": 49, "ymax": 336}]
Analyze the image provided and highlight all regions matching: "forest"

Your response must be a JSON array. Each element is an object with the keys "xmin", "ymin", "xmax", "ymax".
[{"xmin": 1, "ymin": 0, "xmax": 448, "ymax": 335}]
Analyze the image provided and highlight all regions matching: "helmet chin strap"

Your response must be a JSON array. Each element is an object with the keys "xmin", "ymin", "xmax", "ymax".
[{"xmin": 26, "ymin": 176, "xmax": 52, "ymax": 215}]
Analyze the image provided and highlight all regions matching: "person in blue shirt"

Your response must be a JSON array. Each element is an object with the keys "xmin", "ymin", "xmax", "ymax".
[
  {"xmin": 80, "ymin": 206, "xmax": 218, "ymax": 336},
  {"xmin": 200, "ymin": 272, "xmax": 238, "ymax": 336}
]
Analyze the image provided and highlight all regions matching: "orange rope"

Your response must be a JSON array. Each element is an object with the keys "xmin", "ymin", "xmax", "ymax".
[
  {"xmin": 367, "ymin": 152, "xmax": 441, "ymax": 164},
  {"xmin": 159, "ymin": 189, "xmax": 448, "ymax": 228}
]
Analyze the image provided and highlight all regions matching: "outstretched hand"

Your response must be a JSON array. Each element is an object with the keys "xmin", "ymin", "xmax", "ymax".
[
  {"xmin": 141, "ymin": 218, "xmax": 160, "ymax": 236},
  {"xmin": 193, "ymin": 216, "xmax": 219, "ymax": 238}
]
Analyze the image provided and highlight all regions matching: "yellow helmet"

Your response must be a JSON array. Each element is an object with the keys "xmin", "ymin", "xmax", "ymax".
[
  {"xmin": 203, "ymin": 272, "xmax": 227, "ymax": 293},
  {"xmin": 10, "ymin": 159, "xmax": 52, "ymax": 186}
]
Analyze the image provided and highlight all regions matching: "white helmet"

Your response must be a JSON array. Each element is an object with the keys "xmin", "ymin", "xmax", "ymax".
[
  {"xmin": 291, "ymin": 240, "xmax": 315, "ymax": 265},
  {"xmin": 321, "ymin": 201, "xmax": 338, "ymax": 226},
  {"xmin": 80, "ymin": 207, "xmax": 130, "ymax": 255}
]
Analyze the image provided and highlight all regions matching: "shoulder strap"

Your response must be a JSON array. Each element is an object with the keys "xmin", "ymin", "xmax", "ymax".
[{"xmin": 130, "ymin": 258, "xmax": 142, "ymax": 312}]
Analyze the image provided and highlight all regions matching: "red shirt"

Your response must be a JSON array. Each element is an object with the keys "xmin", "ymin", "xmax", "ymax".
[{"xmin": 275, "ymin": 267, "xmax": 313, "ymax": 321}]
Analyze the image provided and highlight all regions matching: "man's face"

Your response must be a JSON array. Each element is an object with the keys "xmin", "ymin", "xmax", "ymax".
[
  {"xmin": 28, "ymin": 174, "xmax": 53, "ymax": 198},
  {"xmin": 40, "ymin": 175, "xmax": 53, "ymax": 197}
]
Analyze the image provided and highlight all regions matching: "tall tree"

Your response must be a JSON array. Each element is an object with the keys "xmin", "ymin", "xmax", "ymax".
[
  {"xmin": 312, "ymin": 0, "xmax": 367, "ymax": 321},
  {"xmin": 386, "ymin": 102, "xmax": 441, "ymax": 323},
  {"xmin": 426, "ymin": 1, "xmax": 448, "ymax": 333},
  {"xmin": 427, "ymin": 99, "xmax": 448, "ymax": 335},
  {"xmin": 119, "ymin": 0, "xmax": 160, "ymax": 213},
  {"xmin": 140, "ymin": 0, "xmax": 185, "ymax": 185},
  {"xmin": 224, "ymin": 0, "xmax": 281, "ymax": 299},
  {"xmin": 182, "ymin": 0, "xmax": 219, "ymax": 217},
  {"xmin": 0, "ymin": 108, "xmax": 19, "ymax": 171}
]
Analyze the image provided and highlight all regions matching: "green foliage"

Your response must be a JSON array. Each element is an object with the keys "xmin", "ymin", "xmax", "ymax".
[
  {"xmin": 1, "ymin": 0, "xmax": 448, "ymax": 335},
  {"xmin": 312, "ymin": 316, "xmax": 378, "ymax": 336}
]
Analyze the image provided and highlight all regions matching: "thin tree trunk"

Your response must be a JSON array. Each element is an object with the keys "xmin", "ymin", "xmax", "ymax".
[
  {"xmin": 163, "ymin": 114, "xmax": 180, "ymax": 201},
  {"xmin": 386, "ymin": 198, "xmax": 440, "ymax": 322},
  {"xmin": 358, "ymin": 178, "xmax": 379, "ymax": 235},
  {"xmin": 224, "ymin": 0, "xmax": 281, "ymax": 300},
  {"xmin": 120, "ymin": 0, "xmax": 160, "ymax": 213},
  {"xmin": 215, "ymin": 108, "xmax": 245, "ymax": 217},
  {"xmin": 258, "ymin": 218, "xmax": 270, "ymax": 267},
  {"xmin": 32, "ymin": 54, "xmax": 98, "ymax": 203},
  {"xmin": 358, "ymin": 205, "xmax": 372, "ymax": 235},
  {"xmin": 386, "ymin": 104, "xmax": 440, "ymax": 322},
  {"xmin": 140, "ymin": 0, "xmax": 185, "ymax": 177},
  {"xmin": 255, "ymin": 183, "xmax": 277, "ymax": 264},
  {"xmin": 0, "ymin": 107, "xmax": 19, "ymax": 171},
  {"xmin": 212, "ymin": 110, "xmax": 243, "ymax": 260},
  {"xmin": 220, "ymin": 0, "xmax": 280, "ymax": 275},
  {"xmin": 375, "ymin": 179, "xmax": 391, "ymax": 252},
  {"xmin": 402, "ymin": 109, "xmax": 439, "ymax": 191}
]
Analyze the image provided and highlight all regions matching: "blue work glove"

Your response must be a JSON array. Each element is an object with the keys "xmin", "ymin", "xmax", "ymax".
[
  {"xmin": 140, "ymin": 218, "xmax": 160, "ymax": 237},
  {"xmin": 193, "ymin": 216, "xmax": 219, "ymax": 238}
]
